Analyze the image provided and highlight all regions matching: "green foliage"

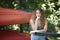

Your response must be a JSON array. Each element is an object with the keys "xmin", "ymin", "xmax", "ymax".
[{"xmin": 0, "ymin": 0, "xmax": 60, "ymax": 40}]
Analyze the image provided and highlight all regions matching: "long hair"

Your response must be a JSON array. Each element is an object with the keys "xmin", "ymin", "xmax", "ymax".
[{"xmin": 31, "ymin": 8, "xmax": 46, "ymax": 27}]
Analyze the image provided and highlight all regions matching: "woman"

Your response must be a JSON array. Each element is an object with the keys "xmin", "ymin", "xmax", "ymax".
[{"xmin": 29, "ymin": 8, "xmax": 48, "ymax": 40}]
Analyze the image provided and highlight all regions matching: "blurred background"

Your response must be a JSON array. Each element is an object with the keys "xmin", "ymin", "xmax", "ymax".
[{"xmin": 0, "ymin": 0, "xmax": 60, "ymax": 40}]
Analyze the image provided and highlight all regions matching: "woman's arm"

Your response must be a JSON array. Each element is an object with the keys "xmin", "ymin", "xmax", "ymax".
[
  {"xmin": 30, "ymin": 19, "xmax": 35, "ymax": 30},
  {"xmin": 30, "ymin": 18, "xmax": 38, "ymax": 30},
  {"xmin": 29, "ymin": 17, "xmax": 40, "ymax": 34},
  {"xmin": 35, "ymin": 19, "xmax": 48, "ymax": 32}
]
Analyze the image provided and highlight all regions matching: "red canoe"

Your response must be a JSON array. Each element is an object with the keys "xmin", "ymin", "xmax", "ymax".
[
  {"xmin": 0, "ymin": 30, "xmax": 30, "ymax": 40},
  {"xmin": 0, "ymin": 8, "xmax": 32, "ymax": 26}
]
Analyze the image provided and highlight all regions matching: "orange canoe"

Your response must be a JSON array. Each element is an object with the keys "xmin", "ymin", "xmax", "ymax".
[{"xmin": 0, "ymin": 8, "xmax": 32, "ymax": 26}]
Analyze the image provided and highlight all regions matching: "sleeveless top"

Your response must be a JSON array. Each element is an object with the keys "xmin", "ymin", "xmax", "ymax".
[
  {"xmin": 37, "ymin": 26, "xmax": 43, "ymax": 30},
  {"xmin": 28, "ymin": 26, "xmax": 43, "ymax": 32}
]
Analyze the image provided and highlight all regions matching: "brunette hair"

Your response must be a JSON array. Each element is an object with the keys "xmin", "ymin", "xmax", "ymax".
[{"xmin": 31, "ymin": 7, "xmax": 46, "ymax": 27}]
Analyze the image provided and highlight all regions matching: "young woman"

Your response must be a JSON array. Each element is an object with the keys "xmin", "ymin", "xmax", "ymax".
[{"xmin": 29, "ymin": 8, "xmax": 48, "ymax": 40}]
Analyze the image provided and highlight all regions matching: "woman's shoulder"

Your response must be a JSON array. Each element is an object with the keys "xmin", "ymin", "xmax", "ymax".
[
  {"xmin": 45, "ymin": 19, "xmax": 48, "ymax": 24},
  {"xmin": 29, "ymin": 19, "xmax": 34, "ymax": 24},
  {"xmin": 30, "ymin": 19, "xmax": 33, "ymax": 22}
]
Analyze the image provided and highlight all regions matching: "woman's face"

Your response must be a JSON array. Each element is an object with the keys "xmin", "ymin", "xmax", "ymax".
[{"xmin": 36, "ymin": 9, "xmax": 41, "ymax": 17}]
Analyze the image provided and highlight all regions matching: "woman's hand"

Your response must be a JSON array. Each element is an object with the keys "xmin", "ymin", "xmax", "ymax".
[
  {"xmin": 36, "ymin": 16, "xmax": 40, "ymax": 20},
  {"xmin": 30, "ymin": 30, "xmax": 39, "ymax": 34},
  {"xmin": 35, "ymin": 16, "xmax": 40, "ymax": 21},
  {"xmin": 30, "ymin": 31, "xmax": 35, "ymax": 34}
]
